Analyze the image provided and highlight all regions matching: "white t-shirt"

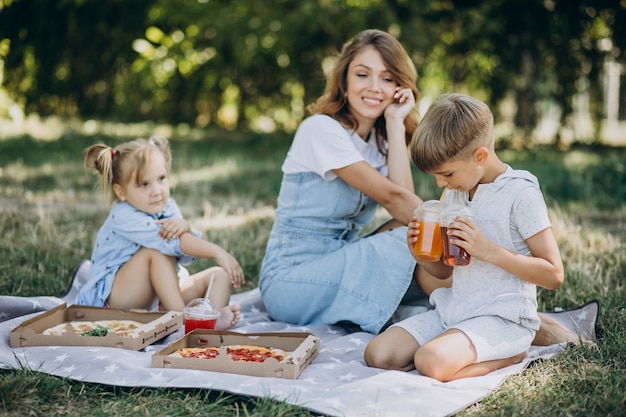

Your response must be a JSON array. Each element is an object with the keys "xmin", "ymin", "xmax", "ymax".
[{"xmin": 282, "ymin": 114, "xmax": 388, "ymax": 181}]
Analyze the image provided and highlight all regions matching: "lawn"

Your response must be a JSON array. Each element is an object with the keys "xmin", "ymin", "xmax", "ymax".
[{"xmin": 1, "ymin": 121, "xmax": 625, "ymax": 416}]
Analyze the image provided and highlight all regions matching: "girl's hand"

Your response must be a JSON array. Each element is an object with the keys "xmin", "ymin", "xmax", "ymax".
[
  {"xmin": 215, "ymin": 249, "xmax": 245, "ymax": 288},
  {"xmin": 156, "ymin": 218, "xmax": 192, "ymax": 241},
  {"xmin": 384, "ymin": 87, "xmax": 416, "ymax": 122}
]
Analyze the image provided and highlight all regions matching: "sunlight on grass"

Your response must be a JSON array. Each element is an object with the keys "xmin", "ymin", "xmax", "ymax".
[
  {"xmin": 550, "ymin": 205, "xmax": 623, "ymax": 255},
  {"xmin": 561, "ymin": 150, "xmax": 603, "ymax": 169},
  {"xmin": 172, "ymin": 158, "xmax": 240, "ymax": 187},
  {"xmin": 196, "ymin": 204, "xmax": 276, "ymax": 229}
]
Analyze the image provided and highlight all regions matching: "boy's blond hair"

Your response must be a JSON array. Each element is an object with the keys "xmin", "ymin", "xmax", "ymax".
[{"xmin": 410, "ymin": 93, "xmax": 494, "ymax": 173}]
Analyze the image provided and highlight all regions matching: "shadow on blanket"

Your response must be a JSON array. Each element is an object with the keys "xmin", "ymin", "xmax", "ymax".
[{"xmin": 1, "ymin": 260, "xmax": 599, "ymax": 417}]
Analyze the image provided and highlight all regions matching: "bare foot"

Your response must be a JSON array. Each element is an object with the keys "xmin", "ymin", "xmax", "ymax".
[
  {"xmin": 534, "ymin": 313, "xmax": 594, "ymax": 346},
  {"xmin": 215, "ymin": 304, "xmax": 241, "ymax": 330}
]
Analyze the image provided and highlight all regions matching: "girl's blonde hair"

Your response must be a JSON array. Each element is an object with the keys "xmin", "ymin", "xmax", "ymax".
[
  {"xmin": 306, "ymin": 29, "xmax": 420, "ymax": 154},
  {"xmin": 84, "ymin": 135, "xmax": 172, "ymax": 202},
  {"xmin": 410, "ymin": 93, "xmax": 494, "ymax": 173}
]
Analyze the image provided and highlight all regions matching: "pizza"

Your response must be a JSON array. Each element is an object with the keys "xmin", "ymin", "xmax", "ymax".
[
  {"xmin": 42, "ymin": 319, "xmax": 144, "ymax": 337},
  {"xmin": 172, "ymin": 347, "xmax": 220, "ymax": 360},
  {"xmin": 172, "ymin": 344, "xmax": 293, "ymax": 364}
]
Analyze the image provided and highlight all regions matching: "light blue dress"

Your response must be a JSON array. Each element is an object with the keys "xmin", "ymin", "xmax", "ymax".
[
  {"xmin": 74, "ymin": 199, "xmax": 200, "ymax": 307},
  {"xmin": 259, "ymin": 117, "xmax": 418, "ymax": 334}
]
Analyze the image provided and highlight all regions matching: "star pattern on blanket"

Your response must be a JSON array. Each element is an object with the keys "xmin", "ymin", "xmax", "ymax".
[
  {"xmin": 104, "ymin": 363, "xmax": 119, "ymax": 373},
  {"xmin": 62, "ymin": 364, "xmax": 77, "ymax": 373},
  {"xmin": 1, "ymin": 276, "xmax": 599, "ymax": 417}
]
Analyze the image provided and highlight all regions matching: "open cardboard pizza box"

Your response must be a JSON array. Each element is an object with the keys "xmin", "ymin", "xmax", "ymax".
[
  {"xmin": 152, "ymin": 330, "xmax": 320, "ymax": 379},
  {"xmin": 9, "ymin": 303, "xmax": 182, "ymax": 350}
]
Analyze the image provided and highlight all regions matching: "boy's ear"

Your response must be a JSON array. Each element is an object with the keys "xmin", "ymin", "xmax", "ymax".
[
  {"xmin": 112, "ymin": 184, "xmax": 125, "ymax": 201},
  {"xmin": 473, "ymin": 147, "xmax": 489, "ymax": 166}
]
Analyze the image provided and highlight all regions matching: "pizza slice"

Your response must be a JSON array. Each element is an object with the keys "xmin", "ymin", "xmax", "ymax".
[
  {"xmin": 169, "ymin": 344, "xmax": 293, "ymax": 364},
  {"xmin": 226, "ymin": 344, "xmax": 293, "ymax": 364},
  {"xmin": 41, "ymin": 319, "xmax": 144, "ymax": 337},
  {"xmin": 172, "ymin": 347, "xmax": 221, "ymax": 359}
]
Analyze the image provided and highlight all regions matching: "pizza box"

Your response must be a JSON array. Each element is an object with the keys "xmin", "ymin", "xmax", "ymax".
[
  {"xmin": 151, "ymin": 330, "xmax": 320, "ymax": 379},
  {"xmin": 9, "ymin": 303, "xmax": 182, "ymax": 350}
]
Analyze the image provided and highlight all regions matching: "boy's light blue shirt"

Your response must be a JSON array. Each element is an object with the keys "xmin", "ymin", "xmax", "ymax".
[{"xmin": 74, "ymin": 198, "xmax": 201, "ymax": 307}]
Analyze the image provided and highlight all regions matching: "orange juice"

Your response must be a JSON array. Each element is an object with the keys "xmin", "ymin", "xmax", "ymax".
[{"xmin": 414, "ymin": 220, "xmax": 442, "ymax": 262}]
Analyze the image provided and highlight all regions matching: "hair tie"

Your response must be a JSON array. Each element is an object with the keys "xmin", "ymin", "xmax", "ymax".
[{"xmin": 111, "ymin": 149, "xmax": 117, "ymax": 156}]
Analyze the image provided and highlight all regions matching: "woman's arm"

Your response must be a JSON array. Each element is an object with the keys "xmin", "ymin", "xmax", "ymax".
[
  {"xmin": 384, "ymin": 87, "xmax": 416, "ymax": 192},
  {"xmin": 334, "ymin": 87, "xmax": 422, "ymax": 225},
  {"xmin": 334, "ymin": 161, "xmax": 422, "ymax": 225}
]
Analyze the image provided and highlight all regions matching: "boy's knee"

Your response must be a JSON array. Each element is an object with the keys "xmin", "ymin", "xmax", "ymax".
[
  {"xmin": 414, "ymin": 349, "xmax": 447, "ymax": 381},
  {"xmin": 364, "ymin": 339, "xmax": 398, "ymax": 370}
]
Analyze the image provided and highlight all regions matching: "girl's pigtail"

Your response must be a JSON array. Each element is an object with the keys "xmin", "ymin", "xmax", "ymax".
[{"xmin": 84, "ymin": 144, "xmax": 115, "ymax": 199}]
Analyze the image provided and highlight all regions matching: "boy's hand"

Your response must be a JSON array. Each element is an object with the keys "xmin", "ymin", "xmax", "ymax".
[
  {"xmin": 156, "ymin": 218, "xmax": 192, "ymax": 241},
  {"xmin": 214, "ymin": 249, "xmax": 245, "ymax": 288},
  {"xmin": 406, "ymin": 213, "xmax": 420, "ymax": 255},
  {"xmin": 446, "ymin": 216, "xmax": 495, "ymax": 263}
]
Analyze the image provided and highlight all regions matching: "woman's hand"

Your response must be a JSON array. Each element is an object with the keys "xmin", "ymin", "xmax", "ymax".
[{"xmin": 384, "ymin": 87, "xmax": 415, "ymax": 122}]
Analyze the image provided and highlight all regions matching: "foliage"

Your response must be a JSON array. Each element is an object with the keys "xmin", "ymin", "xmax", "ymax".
[{"xmin": 1, "ymin": 0, "xmax": 625, "ymax": 143}]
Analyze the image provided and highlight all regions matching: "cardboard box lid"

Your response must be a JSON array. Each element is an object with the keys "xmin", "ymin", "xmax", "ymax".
[
  {"xmin": 10, "ymin": 303, "xmax": 182, "ymax": 350},
  {"xmin": 152, "ymin": 330, "xmax": 320, "ymax": 379}
]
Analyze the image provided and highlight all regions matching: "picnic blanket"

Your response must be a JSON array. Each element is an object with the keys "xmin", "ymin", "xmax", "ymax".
[{"xmin": 1, "ymin": 260, "xmax": 599, "ymax": 417}]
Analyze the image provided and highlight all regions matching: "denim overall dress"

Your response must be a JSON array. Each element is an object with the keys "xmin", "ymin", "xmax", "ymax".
[{"xmin": 259, "ymin": 170, "xmax": 417, "ymax": 334}]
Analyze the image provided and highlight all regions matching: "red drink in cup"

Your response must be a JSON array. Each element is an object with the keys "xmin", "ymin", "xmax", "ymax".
[
  {"xmin": 440, "ymin": 226, "xmax": 471, "ymax": 266},
  {"xmin": 184, "ymin": 316, "xmax": 218, "ymax": 333},
  {"xmin": 439, "ymin": 204, "xmax": 472, "ymax": 267},
  {"xmin": 183, "ymin": 298, "xmax": 220, "ymax": 334}
]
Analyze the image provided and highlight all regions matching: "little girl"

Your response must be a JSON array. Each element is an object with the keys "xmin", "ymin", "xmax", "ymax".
[{"xmin": 74, "ymin": 135, "xmax": 245, "ymax": 329}]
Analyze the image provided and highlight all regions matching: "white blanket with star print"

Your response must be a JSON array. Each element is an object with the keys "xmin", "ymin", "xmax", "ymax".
[{"xmin": 0, "ymin": 261, "xmax": 598, "ymax": 417}]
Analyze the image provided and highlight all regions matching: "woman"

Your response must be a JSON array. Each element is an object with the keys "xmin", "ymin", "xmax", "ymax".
[
  {"xmin": 259, "ymin": 29, "xmax": 584, "ymax": 345},
  {"xmin": 259, "ymin": 29, "xmax": 425, "ymax": 334}
]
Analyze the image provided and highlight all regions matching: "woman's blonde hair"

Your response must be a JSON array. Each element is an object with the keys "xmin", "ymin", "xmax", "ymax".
[
  {"xmin": 306, "ymin": 29, "xmax": 420, "ymax": 154},
  {"xmin": 410, "ymin": 93, "xmax": 494, "ymax": 173},
  {"xmin": 84, "ymin": 135, "xmax": 172, "ymax": 202}
]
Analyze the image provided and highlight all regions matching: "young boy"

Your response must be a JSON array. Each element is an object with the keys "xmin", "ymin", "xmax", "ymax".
[{"xmin": 364, "ymin": 93, "xmax": 565, "ymax": 382}]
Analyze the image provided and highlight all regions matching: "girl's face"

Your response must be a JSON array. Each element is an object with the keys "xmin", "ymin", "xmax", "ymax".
[
  {"xmin": 113, "ymin": 153, "xmax": 170, "ymax": 214},
  {"xmin": 345, "ymin": 46, "xmax": 397, "ymax": 138}
]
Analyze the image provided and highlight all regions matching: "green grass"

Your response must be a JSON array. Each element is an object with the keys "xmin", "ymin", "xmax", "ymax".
[{"xmin": 1, "ymin": 124, "xmax": 625, "ymax": 416}]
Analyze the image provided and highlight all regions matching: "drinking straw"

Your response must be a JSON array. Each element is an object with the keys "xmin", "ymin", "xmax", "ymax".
[
  {"xmin": 438, "ymin": 188, "xmax": 448, "ymax": 206},
  {"xmin": 204, "ymin": 273, "xmax": 215, "ymax": 300}
]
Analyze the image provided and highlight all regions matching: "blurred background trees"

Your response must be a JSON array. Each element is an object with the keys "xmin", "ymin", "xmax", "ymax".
[{"xmin": 0, "ymin": 0, "xmax": 624, "ymax": 145}]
